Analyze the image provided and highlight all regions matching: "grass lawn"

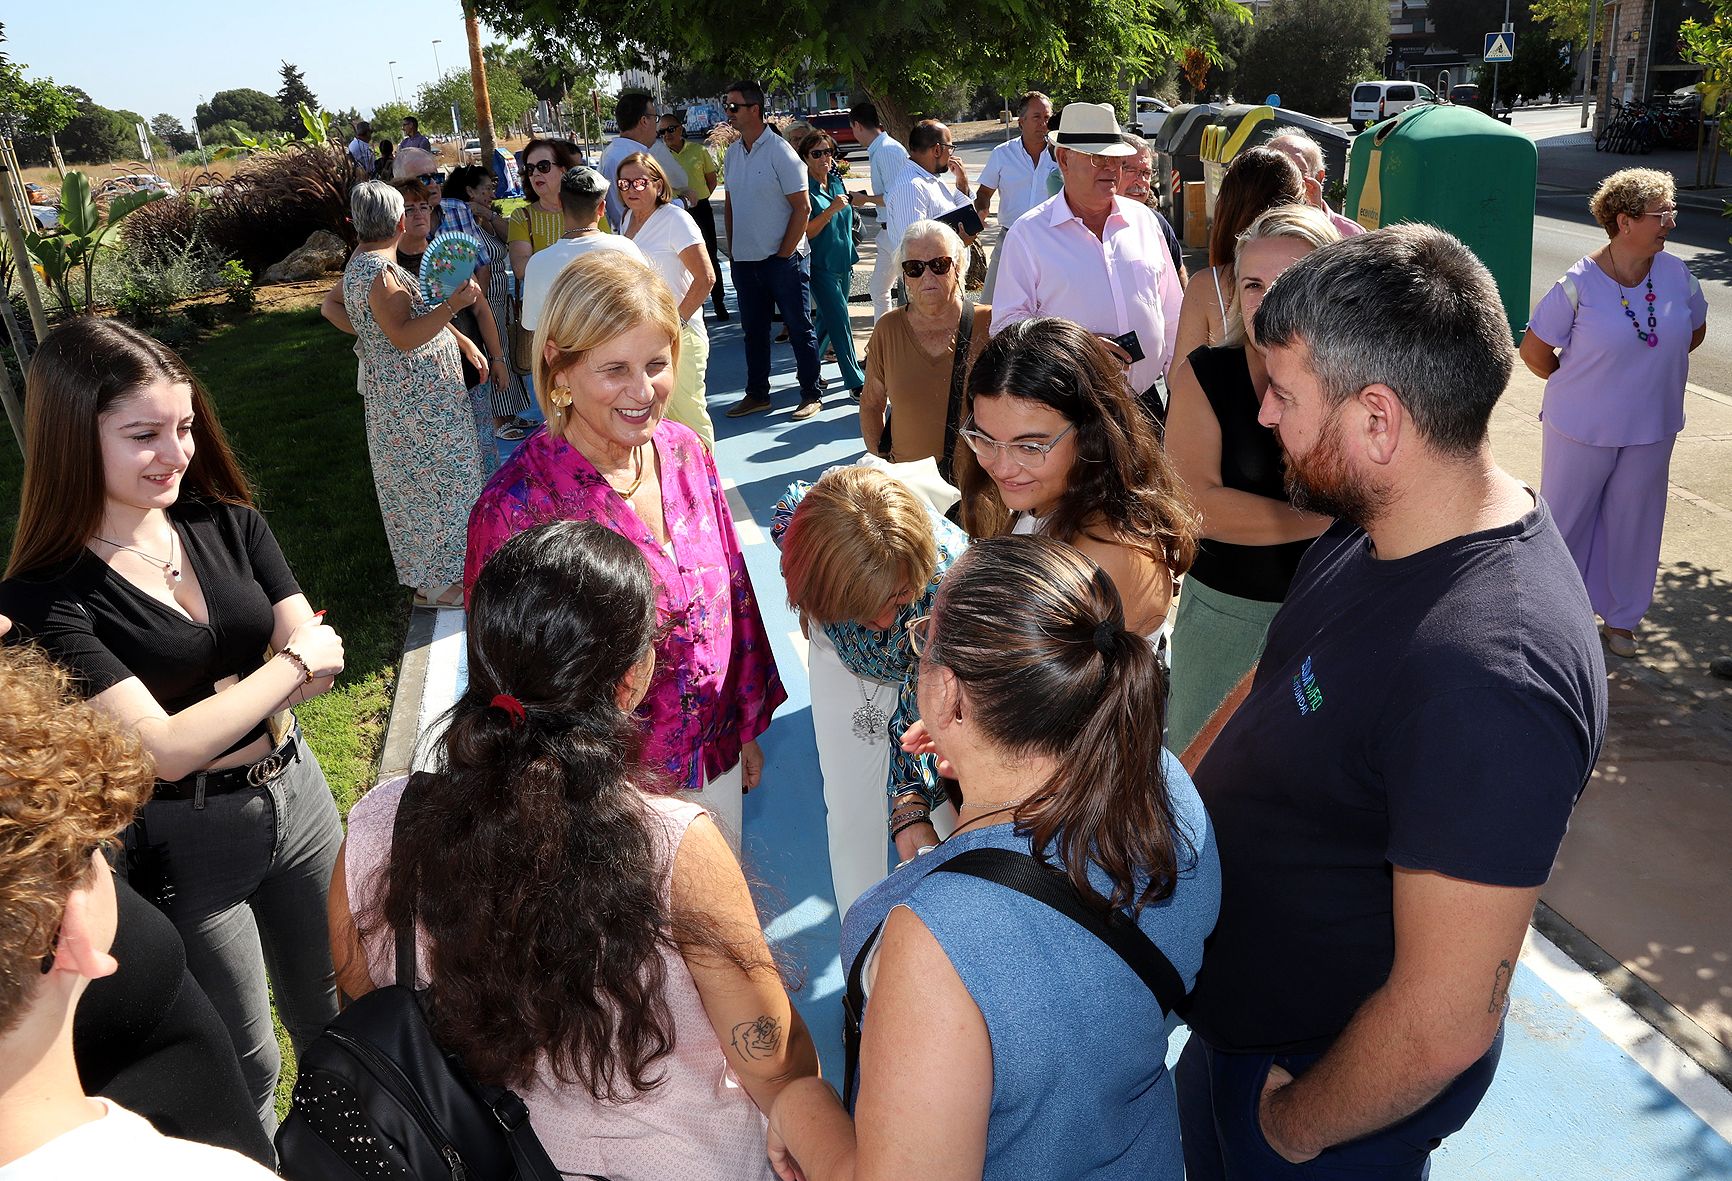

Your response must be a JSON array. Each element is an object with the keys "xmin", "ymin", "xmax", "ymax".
[{"xmin": 0, "ymin": 302, "xmax": 407, "ymax": 1118}]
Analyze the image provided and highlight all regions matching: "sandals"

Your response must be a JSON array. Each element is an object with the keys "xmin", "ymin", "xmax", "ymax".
[
  {"xmin": 413, "ymin": 584, "xmax": 466, "ymax": 610},
  {"xmin": 493, "ymin": 421, "xmax": 527, "ymax": 441}
]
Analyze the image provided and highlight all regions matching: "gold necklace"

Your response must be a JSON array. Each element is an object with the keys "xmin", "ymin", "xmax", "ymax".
[{"xmin": 608, "ymin": 444, "xmax": 647, "ymax": 499}]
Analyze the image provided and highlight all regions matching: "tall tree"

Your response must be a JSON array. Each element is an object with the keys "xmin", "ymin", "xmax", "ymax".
[
  {"xmin": 475, "ymin": 0, "xmax": 1242, "ymax": 142},
  {"xmin": 0, "ymin": 24, "xmax": 78, "ymax": 146},
  {"xmin": 416, "ymin": 67, "xmax": 535, "ymax": 134},
  {"xmin": 276, "ymin": 61, "xmax": 320, "ymax": 132},
  {"xmin": 150, "ymin": 113, "xmax": 195, "ymax": 152},
  {"xmin": 1238, "ymin": 0, "xmax": 1388, "ymax": 115},
  {"xmin": 196, "ymin": 88, "xmax": 286, "ymax": 134}
]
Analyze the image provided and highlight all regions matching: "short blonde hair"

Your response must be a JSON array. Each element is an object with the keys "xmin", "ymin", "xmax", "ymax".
[
  {"xmin": 1222, "ymin": 203, "xmax": 1341, "ymax": 346},
  {"xmin": 780, "ymin": 467, "xmax": 939, "ymax": 626},
  {"xmin": 533, "ymin": 251, "xmax": 682, "ymax": 428},
  {"xmin": 1590, "ymin": 168, "xmax": 1674, "ymax": 238},
  {"xmin": 617, "ymin": 151, "xmax": 673, "ymax": 209},
  {"xmin": 898, "ymin": 219, "xmax": 966, "ymax": 274}
]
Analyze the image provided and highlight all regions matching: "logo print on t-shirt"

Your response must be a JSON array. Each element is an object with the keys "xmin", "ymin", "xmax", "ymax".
[{"xmin": 1291, "ymin": 656, "xmax": 1323, "ymax": 715}]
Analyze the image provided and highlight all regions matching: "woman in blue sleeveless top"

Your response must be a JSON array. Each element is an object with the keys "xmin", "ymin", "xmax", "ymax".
[{"xmin": 767, "ymin": 535, "xmax": 1220, "ymax": 1180}]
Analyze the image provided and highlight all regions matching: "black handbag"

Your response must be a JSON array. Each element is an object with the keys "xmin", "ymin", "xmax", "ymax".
[
  {"xmin": 937, "ymin": 302, "xmax": 974, "ymax": 484},
  {"xmin": 276, "ymin": 774, "xmax": 589, "ymax": 1181},
  {"xmin": 841, "ymin": 846, "xmax": 1189, "ymax": 1108}
]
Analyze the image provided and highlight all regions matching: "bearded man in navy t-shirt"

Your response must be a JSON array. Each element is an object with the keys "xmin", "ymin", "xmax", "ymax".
[{"xmin": 1176, "ymin": 224, "xmax": 1607, "ymax": 1180}]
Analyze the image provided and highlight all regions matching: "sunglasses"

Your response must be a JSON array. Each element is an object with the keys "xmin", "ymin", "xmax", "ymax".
[
  {"xmin": 657, "ymin": 126, "xmax": 681, "ymax": 137},
  {"xmin": 616, "ymin": 176, "xmax": 656, "ymax": 192},
  {"xmin": 806, "ymin": 147, "xmax": 836, "ymax": 159},
  {"xmin": 901, "ymin": 256, "xmax": 956, "ymax": 279},
  {"xmin": 413, "ymin": 171, "xmax": 447, "ymax": 185},
  {"xmin": 725, "ymin": 101, "xmax": 759, "ymax": 113},
  {"xmin": 525, "ymin": 159, "xmax": 559, "ymax": 175}
]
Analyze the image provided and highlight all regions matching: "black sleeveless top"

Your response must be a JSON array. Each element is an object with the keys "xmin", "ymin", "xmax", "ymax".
[{"xmin": 1184, "ymin": 344, "xmax": 1313, "ymax": 603}]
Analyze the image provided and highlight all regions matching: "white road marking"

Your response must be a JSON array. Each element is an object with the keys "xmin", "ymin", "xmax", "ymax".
[
  {"xmin": 1522, "ymin": 926, "xmax": 1732, "ymax": 1142},
  {"xmin": 723, "ymin": 478, "xmax": 764, "ymax": 545}
]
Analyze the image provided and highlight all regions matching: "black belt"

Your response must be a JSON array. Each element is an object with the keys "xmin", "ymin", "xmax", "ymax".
[{"xmin": 152, "ymin": 727, "xmax": 301, "ymax": 805}]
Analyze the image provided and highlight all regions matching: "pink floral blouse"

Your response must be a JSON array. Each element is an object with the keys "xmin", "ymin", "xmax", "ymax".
[{"xmin": 465, "ymin": 420, "xmax": 785, "ymax": 789}]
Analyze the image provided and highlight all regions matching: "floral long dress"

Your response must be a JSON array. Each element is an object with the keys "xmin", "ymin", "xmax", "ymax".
[{"xmin": 343, "ymin": 250, "xmax": 486, "ymax": 592}]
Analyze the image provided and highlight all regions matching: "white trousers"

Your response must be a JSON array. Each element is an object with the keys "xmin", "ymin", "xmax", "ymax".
[
  {"xmin": 869, "ymin": 227, "xmax": 899, "ymax": 322},
  {"xmin": 809, "ymin": 630, "xmax": 955, "ymax": 918},
  {"xmin": 688, "ymin": 759, "xmax": 745, "ymax": 854}
]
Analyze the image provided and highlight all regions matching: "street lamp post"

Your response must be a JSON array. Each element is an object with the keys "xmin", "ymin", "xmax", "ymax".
[
  {"xmin": 432, "ymin": 39, "xmax": 444, "ymax": 81},
  {"xmin": 388, "ymin": 61, "xmax": 401, "ymax": 104}
]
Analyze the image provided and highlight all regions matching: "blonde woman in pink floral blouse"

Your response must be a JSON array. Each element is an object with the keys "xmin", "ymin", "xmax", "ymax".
[{"xmin": 465, "ymin": 251, "xmax": 784, "ymax": 844}]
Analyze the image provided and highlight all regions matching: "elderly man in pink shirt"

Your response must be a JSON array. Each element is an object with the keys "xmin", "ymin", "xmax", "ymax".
[{"xmin": 990, "ymin": 101, "xmax": 1185, "ymax": 422}]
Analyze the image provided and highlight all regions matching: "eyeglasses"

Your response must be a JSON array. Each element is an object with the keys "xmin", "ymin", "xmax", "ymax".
[
  {"xmin": 900, "ymin": 256, "xmax": 956, "ymax": 279},
  {"xmin": 1076, "ymin": 153, "xmax": 1125, "ymax": 172},
  {"xmin": 413, "ymin": 172, "xmax": 446, "ymax": 185},
  {"xmin": 725, "ymin": 102, "xmax": 759, "ymax": 113},
  {"xmin": 525, "ymin": 159, "xmax": 559, "ymax": 175},
  {"xmin": 905, "ymin": 614, "xmax": 931, "ymax": 656},
  {"xmin": 806, "ymin": 147, "xmax": 836, "ymax": 159},
  {"xmin": 1640, "ymin": 207, "xmax": 1679, "ymax": 225},
  {"xmin": 958, "ymin": 418, "xmax": 1076, "ymax": 467}
]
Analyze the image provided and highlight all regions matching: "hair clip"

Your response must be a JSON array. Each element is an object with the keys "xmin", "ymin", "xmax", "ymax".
[{"xmin": 490, "ymin": 693, "xmax": 527, "ymax": 727}]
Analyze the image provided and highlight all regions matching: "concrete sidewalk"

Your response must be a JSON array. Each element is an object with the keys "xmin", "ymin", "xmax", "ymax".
[{"xmin": 1539, "ymin": 140, "xmax": 1732, "ymax": 211}]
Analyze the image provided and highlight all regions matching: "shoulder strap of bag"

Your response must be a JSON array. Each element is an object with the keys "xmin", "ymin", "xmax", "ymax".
[
  {"xmin": 939, "ymin": 302, "xmax": 975, "ymax": 481},
  {"xmin": 933, "ymin": 846, "xmax": 1189, "ymax": 1017},
  {"xmin": 387, "ymin": 774, "xmax": 570, "ymax": 1181},
  {"xmin": 841, "ymin": 844, "xmax": 1189, "ymax": 1111}
]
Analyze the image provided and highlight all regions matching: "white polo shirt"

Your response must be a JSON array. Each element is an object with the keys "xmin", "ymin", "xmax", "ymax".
[
  {"xmin": 978, "ymin": 138, "xmax": 1060, "ymax": 231},
  {"xmin": 723, "ymin": 129, "xmax": 810, "ymax": 262}
]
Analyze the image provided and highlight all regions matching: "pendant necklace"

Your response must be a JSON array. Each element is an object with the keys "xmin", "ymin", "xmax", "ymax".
[
  {"xmin": 97, "ymin": 530, "xmax": 182, "ymax": 583},
  {"xmin": 852, "ymin": 673, "xmax": 889, "ymax": 743}
]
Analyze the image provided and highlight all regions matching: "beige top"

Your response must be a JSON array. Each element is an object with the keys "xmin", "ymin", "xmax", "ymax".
[{"xmin": 867, "ymin": 304, "xmax": 993, "ymax": 464}]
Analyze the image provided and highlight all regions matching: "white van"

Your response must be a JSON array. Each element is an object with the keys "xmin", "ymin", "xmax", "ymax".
[{"xmin": 1348, "ymin": 81, "xmax": 1438, "ymax": 131}]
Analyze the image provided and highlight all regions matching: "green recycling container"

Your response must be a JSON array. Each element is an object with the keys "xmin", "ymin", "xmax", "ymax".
[{"xmin": 1343, "ymin": 104, "xmax": 1536, "ymax": 338}]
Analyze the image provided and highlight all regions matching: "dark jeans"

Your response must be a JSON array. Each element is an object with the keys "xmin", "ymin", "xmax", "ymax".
[
  {"xmin": 689, "ymin": 198, "xmax": 728, "ymax": 316},
  {"xmin": 122, "ymin": 731, "xmax": 344, "ymax": 1132},
  {"xmin": 734, "ymin": 253, "xmax": 822, "ymax": 403},
  {"xmin": 1175, "ymin": 1025, "xmax": 1504, "ymax": 1180}
]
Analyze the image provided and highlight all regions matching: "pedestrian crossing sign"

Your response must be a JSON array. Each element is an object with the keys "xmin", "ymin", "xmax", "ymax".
[{"xmin": 1484, "ymin": 31, "xmax": 1514, "ymax": 63}]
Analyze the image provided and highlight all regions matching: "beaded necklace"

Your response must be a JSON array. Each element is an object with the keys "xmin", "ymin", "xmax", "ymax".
[{"xmin": 1608, "ymin": 257, "xmax": 1659, "ymax": 349}]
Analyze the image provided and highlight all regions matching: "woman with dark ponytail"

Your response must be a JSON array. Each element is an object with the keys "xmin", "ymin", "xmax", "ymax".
[
  {"xmin": 766, "ymin": 536, "xmax": 1219, "ymax": 1181},
  {"xmin": 328, "ymin": 520, "xmax": 818, "ymax": 1179}
]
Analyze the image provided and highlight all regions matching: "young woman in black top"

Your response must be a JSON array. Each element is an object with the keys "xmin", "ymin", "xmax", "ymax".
[
  {"xmin": 1163, "ymin": 204, "xmax": 1338, "ymax": 752},
  {"xmin": 0, "ymin": 318, "xmax": 346, "ymax": 1133}
]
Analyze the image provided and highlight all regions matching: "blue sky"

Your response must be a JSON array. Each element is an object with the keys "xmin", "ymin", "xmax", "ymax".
[{"xmin": 6, "ymin": 0, "xmax": 514, "ymax": 125}]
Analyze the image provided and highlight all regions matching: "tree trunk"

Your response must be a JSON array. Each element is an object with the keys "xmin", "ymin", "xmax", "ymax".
[
  {"xmin": 863, "ymin": 83, "xmax": 917, "ymax": 146},
  {"xmin": 463, "ymin": 2, "xmax": 497, "ymax": 161}
]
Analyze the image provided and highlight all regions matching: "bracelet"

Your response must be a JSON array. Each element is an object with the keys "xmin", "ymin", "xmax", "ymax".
[
  {"xmin": 278, "ymin": 648, "xmax": 314, "ymax": 685},
  {"xmin": 890, "ymin": 812, "xmax": 931, "ymax": 840},
  {"xmin": 890, "ymin": 804, "xmax": 929, "ymax": 825}
]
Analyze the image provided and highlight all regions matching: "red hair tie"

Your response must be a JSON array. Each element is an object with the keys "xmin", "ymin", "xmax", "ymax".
[{"xmin": 490, "ymin": 693, "xmax": 527, "ymax": 727}]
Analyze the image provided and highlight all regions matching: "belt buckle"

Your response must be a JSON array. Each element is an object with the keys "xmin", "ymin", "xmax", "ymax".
[{"xmin": 246, "ymin": 753, "xmax": 285, "ymax": 787}]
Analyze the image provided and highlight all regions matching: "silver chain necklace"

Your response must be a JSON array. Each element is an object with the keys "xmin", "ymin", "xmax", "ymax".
[
  {"xmin": 851, "ymin": 672, "xmax": 889, "ymax": 743},
  {"xmin": 96, "ymin": 529, "xmax": 182, "ymax": 583}
]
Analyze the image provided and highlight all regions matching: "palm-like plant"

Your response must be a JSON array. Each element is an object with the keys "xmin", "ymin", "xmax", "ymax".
[{"xmin": 23, "ymin": 170, "xmax": 163, "ymax": 318}]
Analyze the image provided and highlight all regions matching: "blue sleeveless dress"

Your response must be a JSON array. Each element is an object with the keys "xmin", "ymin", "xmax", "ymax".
[{"xmin": 839, "ymin": 751, "xmax": 1220, "ymax": 1180}]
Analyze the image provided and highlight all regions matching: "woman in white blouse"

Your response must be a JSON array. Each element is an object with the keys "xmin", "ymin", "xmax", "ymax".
[{"xmin": 618, "ymin": 151, "xmax": 718, "ymax": 450}]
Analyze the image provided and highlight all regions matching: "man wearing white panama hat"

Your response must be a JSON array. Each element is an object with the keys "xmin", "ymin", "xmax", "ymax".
[{"xmin": 990, "ymin": 101, "xmax": 1185, "ymax": 422}]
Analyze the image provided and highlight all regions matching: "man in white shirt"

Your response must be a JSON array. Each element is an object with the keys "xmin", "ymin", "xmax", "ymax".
[
  {"xmin": 848, "ymin": 102, "xmax": 912, "ymax": 320},
  {"xmin": 991, "ymin": 101, "xmax": 1185, "ymax": 423},
  {"xmin": 347, "ymin": 118, "xmax": 376, "ymax": 178},
  {"xmin": 0, "ymin": 647, "xmax": 276, "ymax": 1181},
  {"xmin": 599, "ymin": 89, "xmax": 688, "ymax": 231},
  {"xmin": 520, "ymin": 167, "xmax": 646, "ymax": 330},
  {"xmin": 1267, "ymin": 128, "xmax": 1365, "ymax": 238},
  {"xmin": 974, "ymin": 91, "xmax": 1060, "ymax": 302},
  {"xmin": 882, "ymin": 120, "xmax": 974, "ymax": 271}
]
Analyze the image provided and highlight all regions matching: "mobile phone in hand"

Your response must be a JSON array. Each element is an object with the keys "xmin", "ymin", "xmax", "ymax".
[{"xmin": 1108, "ymin": 329, "xmax": 1146, "ymax": 364}]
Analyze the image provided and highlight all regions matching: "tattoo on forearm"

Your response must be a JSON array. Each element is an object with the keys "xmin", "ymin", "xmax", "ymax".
[
  {"xmin": 1488, "ymin": 959, "xmax": 1513, "ymax": 1013},
  {"xmin": 731, "ymin": 1015, "xmax": 783, "ymax": 1061}
]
